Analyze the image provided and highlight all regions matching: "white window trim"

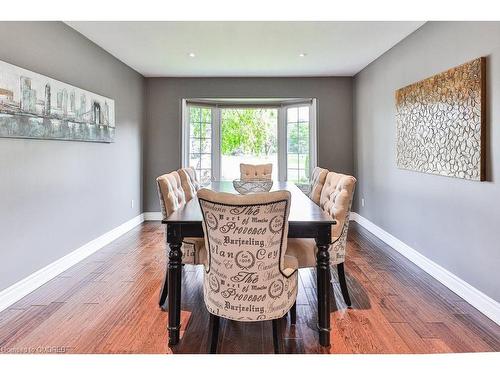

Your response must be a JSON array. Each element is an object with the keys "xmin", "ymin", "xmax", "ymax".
[
  {"xmin": 181, "ymin": 99, "xmax": 189, "ymax": 168},
  {"xmin": 181, "ymin": 98, "xmax": 317, "ymax": 183},
  {"xmin": 281, "ymin": 99, "xmax": 317, "ymax": 182},
  {"xmin": 277, "ymin": 107, "xmax": 287, "ymax": 182},
  {"xmin": 211, "ymin": 106, "xmax": 221, "ymax": 181}
]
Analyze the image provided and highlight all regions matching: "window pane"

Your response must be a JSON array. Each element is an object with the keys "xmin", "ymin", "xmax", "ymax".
[
  {"xmin": 287, "ymin": 154, "xmax": 299, "ymax": 169},
  {"xmin": 201, "ymin": 108, "xmax": 211, "ymax": 123},
  {"xmin": 190, "ymin": 138, "xmax": 200, "ymax": 153},
  {"xmin": 201, "ymin": 139, "xmax": 211, "ymax": 153},
  {"xmin": 201, "ymin": 154, "xmax": 211, "ymax": 169},
  {"xmin": 298, "ymin": 122, "xmax": 309, "ymax": 154},
  {"xmin": 287, "ymin": 169, "xmax": 299, "ymax": 182},
  {"xmin": 287, "ymin": 123, "xmax": 298, "ymax": 153},
  {"xmin": 299, "ymin": 154, "xmax": 309, "ymax": 170},
  {"xmin": 220, "ymin": 108, "xmax": 278, "ymax": 181},
  {"xmin": 190, "ymin": 107, "xmax": 201, "ymax": 122},
  {"xmin": 287, "ymin": 107, "xmax": 298, "ymax": 123},
  {"xmin": 285, "ymin": 106, "xmax": 312, "ymax": 184},
  {"xmin": 298, "ymin": 106, "xmax": 309, "ymax": 122},
  {"xmin": 200, "ymin": 169, "xmax": 211, "ymax": 184},
  {"xmin": 189, "ymin": 154, "xmax": 201, "ymax": 169},
  {"xmin": 203, "ymin": 129, "xmax": 212, "ymax": 139},
  {"xmin": 299, "ymin": 169, "xmax": 309, "ymax": 183},
  {"xmin": 202, "ymin": 123, "xmax": 212, "ymax": 138},
  {"xmin": 187, "ymin": 106, "xmax": 213, "ymax": 185},
  {"xmin": 190, "ymin": 122, "xmax": 201, "ymax": 138}
]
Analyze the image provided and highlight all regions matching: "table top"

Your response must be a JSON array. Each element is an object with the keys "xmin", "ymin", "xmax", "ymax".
[{"xmin": 163, "ymin": 181, "xmax": 335, "ymax": 225}]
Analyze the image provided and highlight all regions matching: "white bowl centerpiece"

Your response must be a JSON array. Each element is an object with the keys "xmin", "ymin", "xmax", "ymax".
[{"xmin": 232, "ymin": 179, "xmax": 273, "ymax": 194}]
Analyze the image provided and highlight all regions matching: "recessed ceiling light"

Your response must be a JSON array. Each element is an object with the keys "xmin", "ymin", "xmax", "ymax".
[
  {"xmin": 188, "ymin": 52, "xmax": 196, "ymax": 58},
  {"xmin": 299, "ymin": 53, "xmax": 307, "ymax": 57}
]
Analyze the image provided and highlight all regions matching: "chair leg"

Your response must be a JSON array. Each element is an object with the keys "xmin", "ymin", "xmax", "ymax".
[
  {"xmin": 272, "ymin": 318, "xmax": 285, "ymax": 354},
  {"xmin": 337, "ymin": 263, "xmax": 352, "ymax": 307},
  {"xmin": 289, "ymin": 302, "xmax": 297, "ymax": 325},
  {"xmin": 207, "ymin": 313, "xmax": 220, "ymax": 354}
]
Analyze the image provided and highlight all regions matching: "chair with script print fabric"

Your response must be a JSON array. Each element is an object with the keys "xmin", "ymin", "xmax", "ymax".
[
  {"xmin": 287, "ymin": 171, "xmax": 356, "ymax": 316},
  {"xmin": 240, "ymin": 163, "xmax": 273, "ymax": 181},
  {"xmin": 156, "ymin": 171, "xmax": 206, "ymax": 310},
  {"xmin": 197, "ymin": 189, "xmax": 298, "ymax": 353}
]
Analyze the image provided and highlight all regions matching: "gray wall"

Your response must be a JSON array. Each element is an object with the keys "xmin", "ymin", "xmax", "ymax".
[
  {"xmin": 0, "ymin": 22, "xmax": 145, "ymax": 290},
  {"xmin": 144, "ymin": 77, "xmax": 353, "ymax": 211},
  {"xmin": 353, "ymin": 21, "xmax": 500, "ymax": 301}
]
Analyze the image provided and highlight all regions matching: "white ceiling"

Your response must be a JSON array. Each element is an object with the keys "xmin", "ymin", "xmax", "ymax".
[{"xmin": 66, "ymin": 21, "xmax": 425, "ymax": 77}]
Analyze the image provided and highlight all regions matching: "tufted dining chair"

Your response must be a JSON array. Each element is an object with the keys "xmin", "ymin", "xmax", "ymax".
[
  {"xmin": 240, "ymin": 163, "xmax": 273, "ymax": 181},
  {"xmin": 287, "ymin": 171, "xmax": 356, "ymax": 315},
  {"xmin": 178, "ymin": 168, "xmax": 199, "ymax": 202},
  {"xmin": 185, "ymin": 166, "xmax": 202, "ymax": 190},
  {"xmin": 197, "ymin": 188, "xmax": 298, "ymax": 353},
  {"xmin": 156, "ymin": 171, "xmax": 206, "ymax": 310},
  {"xmin": 308, "ymin": 166, "xmax": 329, "ymax": 205}
]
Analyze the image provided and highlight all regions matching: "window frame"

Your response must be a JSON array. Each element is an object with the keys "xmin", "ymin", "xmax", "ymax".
[
  {"xmin": 181, "ymin": 98, "xmax": 317, "ymax": 184},
  {"xmin": 181, "ymin": 101, "xmax": 216, "ymax": 185},
  {"xmin": 282, "ymin": 100, "xmax": 317, "ymax": 183}
]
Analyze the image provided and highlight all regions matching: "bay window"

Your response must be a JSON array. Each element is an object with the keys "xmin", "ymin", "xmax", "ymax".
[{"xmin": 181, "ymin": 98, "xmax": 317, "ymax": 185}]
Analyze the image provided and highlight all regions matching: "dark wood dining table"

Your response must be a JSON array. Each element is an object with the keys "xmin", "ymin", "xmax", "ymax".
[{"xmin": 161, "ymin": 181, "xmax": 335, "ymax": 347}]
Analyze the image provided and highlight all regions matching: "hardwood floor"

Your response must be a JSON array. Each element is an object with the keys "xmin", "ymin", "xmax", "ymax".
[{"xmin": 0, "ymin": 221, "xmax": 498, "ymax": 354}]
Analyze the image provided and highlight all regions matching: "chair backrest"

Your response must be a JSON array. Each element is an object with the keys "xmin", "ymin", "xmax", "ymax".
[
  {"xmin": 319, "ymin": 171, "xmax": 357, "ymax": 241},
  {"xmin": 178, "ymin": 168, "xmax": 198, "ymax": 202},
  {"xmin": 185, "ymin": 166, "xmax": 202, "ymax": 190},
  {"xmin": 308, "ymin": 167, "xmax": 328, "ymax": 205},
  {"xmin": 240, "ymin": 163, "xmax": 273, "ymax": 181},
  {"xmin": 197, "ymin": 188, "xmax": 297, "ymax": 322},
  {"xmin": 156, "ymin": 171, "xmax": 186, "ymax": 220}
]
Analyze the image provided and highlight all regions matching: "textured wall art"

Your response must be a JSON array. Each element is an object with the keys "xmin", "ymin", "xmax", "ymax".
[
  {"xmin": 395, "ymin": 57, "xmax": 485, "ymax": 181},
  {"xmin": 0, "ymin": 59, "xmax": 115, "ymax": 143}
]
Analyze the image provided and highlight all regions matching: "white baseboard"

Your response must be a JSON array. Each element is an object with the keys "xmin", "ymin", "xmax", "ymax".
[
  {"xmin": 0, "ymin": 213, "xmax": 145, "ymax": 313},
  {"xmin": 144, "ymin": 211, "xmax": 162, "ymax": 221},
  {"xmin": 350, "ymin": 212, "xmax": 500, "ymax": 325}
]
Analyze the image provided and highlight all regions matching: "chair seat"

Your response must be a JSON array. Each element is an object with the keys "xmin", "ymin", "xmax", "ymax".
[
  {"xmin": 178, "ymin": 237, "xmax": 206, "ymax": 265},
  {"xmin": 283, "ymin": 254, "xmax": 299, "ymax": 276},
  {"xmin": 286, "ymin": 238, "xmax": 318, "ymax": 268},
  {"xmin": 287, "ymin": 238, "xmax": 344, "ymax": 268}
]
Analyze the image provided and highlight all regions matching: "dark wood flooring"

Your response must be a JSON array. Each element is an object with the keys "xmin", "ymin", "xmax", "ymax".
[{"xmin": 0, "ymin": 221, "xmax": 498, "ymax": 354}]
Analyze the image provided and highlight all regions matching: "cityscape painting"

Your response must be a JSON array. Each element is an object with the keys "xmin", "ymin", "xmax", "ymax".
[{"xmin": 0, "ymin": 59, "xmax": 115, "ymax": 143}]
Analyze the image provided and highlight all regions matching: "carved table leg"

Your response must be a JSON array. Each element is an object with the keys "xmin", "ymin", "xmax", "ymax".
[
  {"xmin": 167, "ymin": 224, "xmax": 183, "ymax": 346},
  {"xmin": 158, "ymin": 227, "xmax": 169, "ymax": 310},
  {"xmin": 316, "ymin": 226, "xmax": 331, "ymax": 347}
]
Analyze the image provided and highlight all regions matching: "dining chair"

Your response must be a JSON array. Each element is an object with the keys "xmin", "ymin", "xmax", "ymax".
[
  {"xmin": 178, "ymin": 167, "xmax": 199, "ymax": 201},
  {"xmin": 197, "ymin": 188, "xmax": 298, "ymax": 353},
  {"xmin": 308, "ymin": 166, "xmax": 329, "ymax": 205},
  {"xmin": 156, "ymin": 171, "xmax": 206, "ymax": 309},
  {"xmin": 185, "ymin": 166, "xmax": 202, "ymax": 190},
  {"xmin": 240, "ymin": 163, "xmax": 273, "ymax": 181},
  {"xmin": 286, "ymin": 171, "xmax": 357, "ymax": 318}
]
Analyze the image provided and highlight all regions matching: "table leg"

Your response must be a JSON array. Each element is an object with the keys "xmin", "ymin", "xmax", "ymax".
[
  {"xmin": 167, "ymin": 225, "xmax": 183, "ymax": 346},
  {"xmin": 316, "ymin": 233, "xmax": 331, "ymax": 347},
  {"xmin": 158, "ymin": 227, "xmax": 169, "ymax": 311}
]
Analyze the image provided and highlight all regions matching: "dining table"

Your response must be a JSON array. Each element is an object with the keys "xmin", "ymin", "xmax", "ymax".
[{"xmin": 161, "ymin": 181, "xmax": 336, "ymax": 347}]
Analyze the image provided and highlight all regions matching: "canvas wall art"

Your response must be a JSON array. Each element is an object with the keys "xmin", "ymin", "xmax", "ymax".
[
  {"xmin": 395, "ymin": 57, "xmax": 485, "ymax": 181},
  {"xmin": 0, "ymin": 59, "xmax": 115, "ymax": 143}
]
